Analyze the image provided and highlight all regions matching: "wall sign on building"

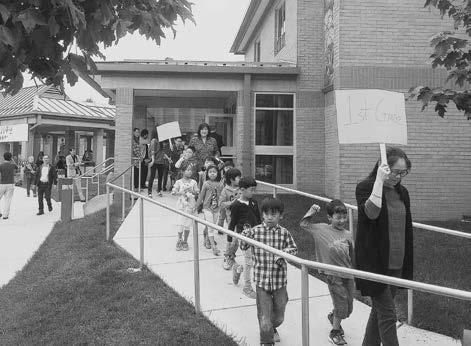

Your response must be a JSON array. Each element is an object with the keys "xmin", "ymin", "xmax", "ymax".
[{"xmin": 0, "ymin": 124, "xmax": 29, "ymax": 142}]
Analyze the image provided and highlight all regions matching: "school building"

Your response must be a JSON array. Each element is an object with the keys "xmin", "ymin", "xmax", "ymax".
[
  {"xmin": 0, "ymin": 85, "xmax": 115, "ymax": 164},
  {"xmin": 82, "ymin": 0, "xmax": 471, "ymax": 220}
]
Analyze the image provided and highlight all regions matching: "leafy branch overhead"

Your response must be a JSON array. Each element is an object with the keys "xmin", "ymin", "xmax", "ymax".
[
  {"xmin": 409, "ymin": 0, "xmax": 471, "ymax": 118},
  {"xmin": 0, "ymin": 0, "xmax": 194, "ymax": 95}
]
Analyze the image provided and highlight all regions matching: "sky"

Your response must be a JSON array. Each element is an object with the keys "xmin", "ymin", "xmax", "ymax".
[{"xmin": 24, "ymin": 0, "xmax": 252, "ymax": 104}]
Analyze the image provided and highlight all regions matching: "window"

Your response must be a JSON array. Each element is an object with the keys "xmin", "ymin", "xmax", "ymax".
[
  {"xmin": 254, "ymin": 40, "xmax": 261, "ymax": 62},
  {"xmin": 274, "ymin": 2, "xmax": 286, "ymax": 54},
  {"xmin": 254, "ymin": 93, "xmax": 294, "ymax": 184}
]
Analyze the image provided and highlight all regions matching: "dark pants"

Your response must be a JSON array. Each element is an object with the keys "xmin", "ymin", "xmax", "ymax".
[
  {"xmin": 37, "ymin": 182, "xmax": 52, "ymax": 212},
  {"xmin": 26, "ymin": 175, "xmax": 36, "ymax": 196},
  {"xmin": 362, "ymin": 271, "xmax": 401, "ymax": 346},
  {"xmin": 133, "ymin": 166, "xmax": 140, "ymax": 189},
  {"xmin": 256, "ymin": 286, "xmax": 288, "ymax": 345},
  {"xmin": 162, "ymin": 164, "xmax": 169, "ymax": 191},
  {"xmin": 148, "ymin": 164, "xmax": 165, "ymax": 194},
  {"xmin": 140, "ymin": 161, "xmax": 148, "ymax": 188}
]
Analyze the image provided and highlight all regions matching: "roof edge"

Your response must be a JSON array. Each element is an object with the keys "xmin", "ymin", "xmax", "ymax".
[{"xmin": 230, "ymin": 0, "xmax": 261, "ymax": 54}]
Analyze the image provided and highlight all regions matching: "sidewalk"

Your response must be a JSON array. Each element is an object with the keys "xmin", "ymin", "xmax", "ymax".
[
  {"xmin": 114, "ymin": 194, "xmax": 460, "ymax": 346},
  {"xmin": 0, "ymin": 187, "xmax": 84, "ymax": 288}
]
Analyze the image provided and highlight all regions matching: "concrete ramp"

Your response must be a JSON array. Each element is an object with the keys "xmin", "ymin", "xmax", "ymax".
[{"xmin": 114, "ymin": 193, "xmax": 460, "ymax": 346}]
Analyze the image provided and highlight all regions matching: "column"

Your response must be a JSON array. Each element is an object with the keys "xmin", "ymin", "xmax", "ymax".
[
  {"xmin": 86, "ymin": 136, "xmax": 92, "ymax": 152},
  {"xmin": 21, "ymin": 141, "xmax": 28, "ymax": 160},
  {"xmin": 235, "ymin": 74, "xmax": 254, "ymax": 176},
  {"xmin": 92, "ymin": 129, "xmax": 104, "ymax": 172},
  {"xmin": 115, "ymin": 88, "xmax": 134, "ymax": 185},
  {"xmin": 64, "ymin": 129, "xmax": 75, "ymax": 154},
  {"xmin": 52, "ymin": 135, "xmax": 58, "ymax": 162},
  {"xmin": 105, "ymin": 131, "xmax": 115, "ymax": 161}
]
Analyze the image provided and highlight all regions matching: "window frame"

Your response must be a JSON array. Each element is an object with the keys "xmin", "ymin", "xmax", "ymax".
[
  {"xmin": 253, "ymin": 92, "xmax": 296, "ymax": 187},
  {"xmin": 254, "ymin": 39, "xmax": 261, "ymax": 62},
  {"xmin": 274, "ymin": 1, "xmax": 286, "ymax": 55}
]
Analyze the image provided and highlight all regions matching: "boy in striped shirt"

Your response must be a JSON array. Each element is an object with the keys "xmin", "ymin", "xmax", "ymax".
[{"xmin": 240, "ymin": 197, "xmax": 298, "ymax": 346}]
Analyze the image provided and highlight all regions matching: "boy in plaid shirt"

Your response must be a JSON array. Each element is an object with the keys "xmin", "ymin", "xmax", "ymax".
[{"xmin": 240, "ymin": 197, "xmax": 298, "ymax": 346}]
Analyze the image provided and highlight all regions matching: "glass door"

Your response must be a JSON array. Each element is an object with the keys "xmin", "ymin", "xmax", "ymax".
[{"xmin": 205, "ymin": 114, "xmax": 235, "ymax": 158}]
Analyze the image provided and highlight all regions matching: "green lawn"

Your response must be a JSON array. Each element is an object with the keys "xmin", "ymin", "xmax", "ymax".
[
  {"xmin": 0, "ymin": 204, "xmax": 237, "ymax": 345},
  {"xmin": 255, "ymin": 193, "xmax": 471, "ymax": 339}
]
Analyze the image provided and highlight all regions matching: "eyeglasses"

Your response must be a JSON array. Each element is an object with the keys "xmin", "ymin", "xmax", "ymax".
[{"xmin": 390, "ymin": 168, "xmax": 409, "ymax": 178}]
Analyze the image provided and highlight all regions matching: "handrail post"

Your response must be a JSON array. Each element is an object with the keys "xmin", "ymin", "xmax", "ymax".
[
  {"xmin": 138, "ymin": 160, "xmax": 142, "ymax": 195},
  {"xmin": 273, "ymin": 186, "xmax": 277, "ymax": 198},
  {"xmin": 85, "ymin": 178, "xmax": 89, "ymax": 202},
  {"xmin": 301, "ymin": 264, "xmax": 310, "ymax": 346},
  {"xmin": 106, "ymin": 185, "xmax": 110, "ymax": 241},
  {"xmin": 121, "ymin": 174, "xmax": 125, "ymax": 221},
  {"xmin": 97, "ymin": 173, "xmax": 100, "ymax": 196},
  {"xmin": 193, "ymin": 219, "xmax": 201, "ymax": 313},
  {"xmin": 131, "ymin": 163, "xmax": 135, "ymax": 207},
  {"xmin": 139, "ymin": 197, "xmax": 144, "ymax": 268},
  {"xmin": 348, "ymin": 208, "xmax": 355, "ymax": 240},
  {"xmin": 407, "ymin": 289, "xmax": 413, "ymax": 324}
]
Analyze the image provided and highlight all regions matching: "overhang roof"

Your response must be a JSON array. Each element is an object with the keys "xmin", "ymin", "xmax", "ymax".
[
  {"xmin": 92, "ymin": 59, "xmax": 299, "ymax": 76},
  {"xmin": 0, "ymin": 85, "xmax": 115, "ymax": 122}
]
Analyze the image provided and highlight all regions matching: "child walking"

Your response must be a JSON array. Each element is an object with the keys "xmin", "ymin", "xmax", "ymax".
[
  {"xmin": 240, "ymin": 197, "xmax": 298, "ymax": 345},
  {"xmin": 228, "ymin": 176, "xmax": 261, "ymax": 299},
  {"xmin": 219, "ymin": 168, "xmax": 241, "ymax": 270},
  {"xmin": 300, "ymin": 200, "xmax": 354, "ymax": 345},
  {"xmin": 171, "ymin": 161, "xmax": 199, "ymax": 251},
  {"xmin": 196, "ymin": 164, "xmax": 224, "ymax": 255}
]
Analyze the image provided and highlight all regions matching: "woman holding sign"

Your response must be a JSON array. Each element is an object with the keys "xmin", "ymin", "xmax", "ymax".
[
  {"xmin": 189, "ymin": 123, "xmax": 219, "ymax": 166},
  {"xmin": 355, "ymin": 147, "xmax": 412, "ymax": 346}
]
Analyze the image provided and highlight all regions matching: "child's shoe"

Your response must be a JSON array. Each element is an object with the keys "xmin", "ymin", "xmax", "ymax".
[
  {"xmin": 329, "ymin": 329, "xmax": 347, "ymax": 345},
  {"xmin": 273, "ymin": 328, "xmax": 280, "ymax": 342},
  {"xmin": 242, "ymin": 285, "xmax": 257, "ymax": 299},
  {"xmin": 203, "ymin": 235, "xmax": 211, "ymax": 249},
  {"xmin": 181, "ymin": 241, "xmax": 189, "ymax": 251},
  {"xmin": 222, "ymin": 256, "xmax": 233, "ymax": 270},
  {"xmin": 328, "ymin": 312, "xmax": 344, "ymax": 335},
  {"xmin": 212, "ymin": 246, "xmax": 220, "ymax": 256},
  {"xmin": 232, "ymin": 264, "xmax": 243, "ymax": 284},
  {"xmin": 176, "ymin": 239, "xmax": 183, "ymax": 251}
]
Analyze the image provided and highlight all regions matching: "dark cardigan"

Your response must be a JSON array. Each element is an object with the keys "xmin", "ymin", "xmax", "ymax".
[{"xmin": 354, "ymin": 178, "xmax": 414, "ymax": 297}]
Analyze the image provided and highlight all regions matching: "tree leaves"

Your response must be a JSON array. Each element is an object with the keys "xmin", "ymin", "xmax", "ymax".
[{"xmin": 0, "ymin": 0, "xmax": 194, "ymax": 96}]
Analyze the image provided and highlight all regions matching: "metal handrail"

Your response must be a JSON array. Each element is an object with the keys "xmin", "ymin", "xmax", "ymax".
[
  {"xmin": 105, "ymin": 180, "xmax": 471, "ymax": 346},
  {"xmin": 256, "ymin": 180, "xmax": 471, "ymax": 239},
  {"xmin": 74, "ymin": 157, "xmax": 115, "ymax": 180}
]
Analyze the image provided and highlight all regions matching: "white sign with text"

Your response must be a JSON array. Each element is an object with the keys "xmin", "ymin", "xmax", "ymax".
[
  {"xmin": 0, "ymin": 124, "xmax": 29, "ymax": 142},
  {"xmin": 156, "ymin": 121, "xmax": 182, "ymax": 142},
  {"xmin": 335, "ymin": 89, "xmax": 407, "ymax": 145}
]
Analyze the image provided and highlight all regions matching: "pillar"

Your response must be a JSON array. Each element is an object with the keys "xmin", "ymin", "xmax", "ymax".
[
  {"xmin": 64, "ymin": 129, "xmax": 75, "ymax": 154},
  {"xmin": 105, "ymin": 131, "xmax": 115, "ymax": 161},
  {"xmin": 86, "ymin": 136, "xmax": 92, "ymax": 152},
  {"xmin": 52, "ymin": 135, "xmax": 58, "ymax": 162},
  {"xmin": 115, "ymin": 88, "xmax": 134, "ymax": 184},
  {"xmin": 235, "ymin": 74, "xmax": 254, "ymax": 176},
  {"xmin": 93, "ymin": 129, "xmax": 104, "ymax": 172},
  {"xmin": 21, "ymin": 141, "xmax": 28, "ymax": 160},
  {"xmin": 74, "ymin": 132, "xmax": 80, "ymax": 155}
]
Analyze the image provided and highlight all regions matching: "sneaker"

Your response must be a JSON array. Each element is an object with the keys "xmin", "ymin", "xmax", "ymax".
[
  {"xmin": 242, "ymin": 286, "xmax": 257, "ymax": 299},
  {"xmin": 48, "ymin": 206, "xmax": 53, "ymax": 212},
  {"xmin": 148, "ymin": 193, "xmax": 152, "ymax": 198},
  {"xmin": 232, "ymin": 264, "xmax": 243, "ymax": 284},
  {"xmin": 37, "ymin": 211, "xmax": 44, "ymax": 216},
  {"xmin": 176, "ymin": 239, "xmax": 183, "ymax": 251},
  {"xmin": 274, "ymin": 328, "xmax": 280, "ymax": 342},
  {"xmin": 204, "ymin": 235, "xmax": 211, "ymax": 249},
  {"xmin": 158, "ymin": 192, "xmax": 163, "ymax": 197},
  {"xmin": 212, "ymin": 246, "xmax": 220, "ymax": 256},
  {"xmin": 2, "ymin": 216, "xmax": 8, "ymax": 220},
  {"xmin": 181, "ymin": 241, "xmax": 189, "ymax": 251},
  {"xmin": 329, "ymin": 329, "xmax": 347, "ymax": 345},
  {"xmin": 222, "ymin": 256, "xmax": 233, "ymax": 270},
  {"xmin": 328, "ymin": 312, "xmax": 344, "ymax": 335}
]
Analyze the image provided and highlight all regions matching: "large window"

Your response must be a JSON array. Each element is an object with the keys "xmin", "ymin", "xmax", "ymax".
[
  {"xmin": 274, "ymin": 2, "xmax": 286, "ymax": 55},
  {"xmin": 254, "ymin": 93, "xmax": 294, "ymax": 185}
]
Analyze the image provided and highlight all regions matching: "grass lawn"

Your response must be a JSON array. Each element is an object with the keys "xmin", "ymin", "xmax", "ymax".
[
  {"xmin": 0, "ymin": 204, "xmax": 237, "ymax": 345},
  {"xmin": 255, "ymin": 193, "xmax": 471, "ymax": 339}
]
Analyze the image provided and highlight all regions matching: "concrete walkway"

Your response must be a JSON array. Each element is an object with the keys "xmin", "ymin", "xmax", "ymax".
[
  {"xmin": 114, "ymin": 193, "xmax": 460, "ymax": 346},
  {"xmin": 0, "ymin": 187, "xmax": 84, "ymax": 288}
]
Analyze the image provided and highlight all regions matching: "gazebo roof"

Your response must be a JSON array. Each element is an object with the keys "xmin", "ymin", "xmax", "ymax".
[{"xmin": 0, "ymin": 85, "xmax": 115, "ymax": 121}]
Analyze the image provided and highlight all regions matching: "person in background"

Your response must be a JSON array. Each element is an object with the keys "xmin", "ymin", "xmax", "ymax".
[
  {"xmin": 189, "ymin": 122, "xmax": 219, "ymax": 166},
  {"xmin": 169, "ymin": 137, "xmax": 185, "ymax": 188},
  {"xmin": 355, "ymin": 147, "xmax": 413, "ymax": 346},
  {"xmin": 160, "ymin": 140, "xmax": 172, "ymax": 192},
  {"xmin": 139, "ymin": 129, "xmax": 150, "ymax": 189},
  {"xmin": 0, "ymin": 152, "xmax": 18, "ymax": 220},
  {"xmin": 132, "ymin": 127, "xmax": 142, "ymax": 190},
  {"xmin": 66, "ymin": 148, "xmax": 85, "ymax": 202},
  {"xmin": 36, "ymin": 151, "xmax": 44, "ymax": 166},
  {"xmin": 208, "ymin": 125, "xmax": 224, "ymax": 156},
  {"xmin": 35, "ymin": 155, "xmax": 57, "ymax": 215},
  {"xmin": 148, "ymin": 130, "xmax": 170, "ymax": 198},
  {"xmin": 24, "ymin": 156, "xmax": 38, "ymax": 197},
  {"xmin": 82, "ymin": 149, "xmax": 95, "ymax": 167},
  {"xmin": 174, "ymin": 146, "xmax": 200, "ymax": 183}
]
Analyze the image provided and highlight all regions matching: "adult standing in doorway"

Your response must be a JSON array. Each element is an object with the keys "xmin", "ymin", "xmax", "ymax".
[
  {"xmin": 209, "ymin": 125, "xmax": 224, "ymax": 157},
  {"xmin": 132, "ymin": 127, "xmax": 142, "ymax": 190},
  {"xmin": 35, "ymin": 155, "xmax": 57, "ymax": 215},
  {"xmin": 0, "ymin": 152, "xmax": 18, "ymax": 220},
  {"xmin": 355, "ymin": 147, "xmax": 413, "ymax": 346},
  {"xmin": 66, "ymin": 148, "xmax": 85, "ymax": 202},
  {"xmin": 139, "ymin": 129, "xmax": 150, "ymax": 189},
  {"xmin": 189, "ymin": 123, "xmax": 219, "ymax": 166}
]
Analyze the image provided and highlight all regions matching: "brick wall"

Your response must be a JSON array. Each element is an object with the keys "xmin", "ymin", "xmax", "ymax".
[{"xmin": 114, "ymin": 88, "xmax": 134, "ymax": 184}]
